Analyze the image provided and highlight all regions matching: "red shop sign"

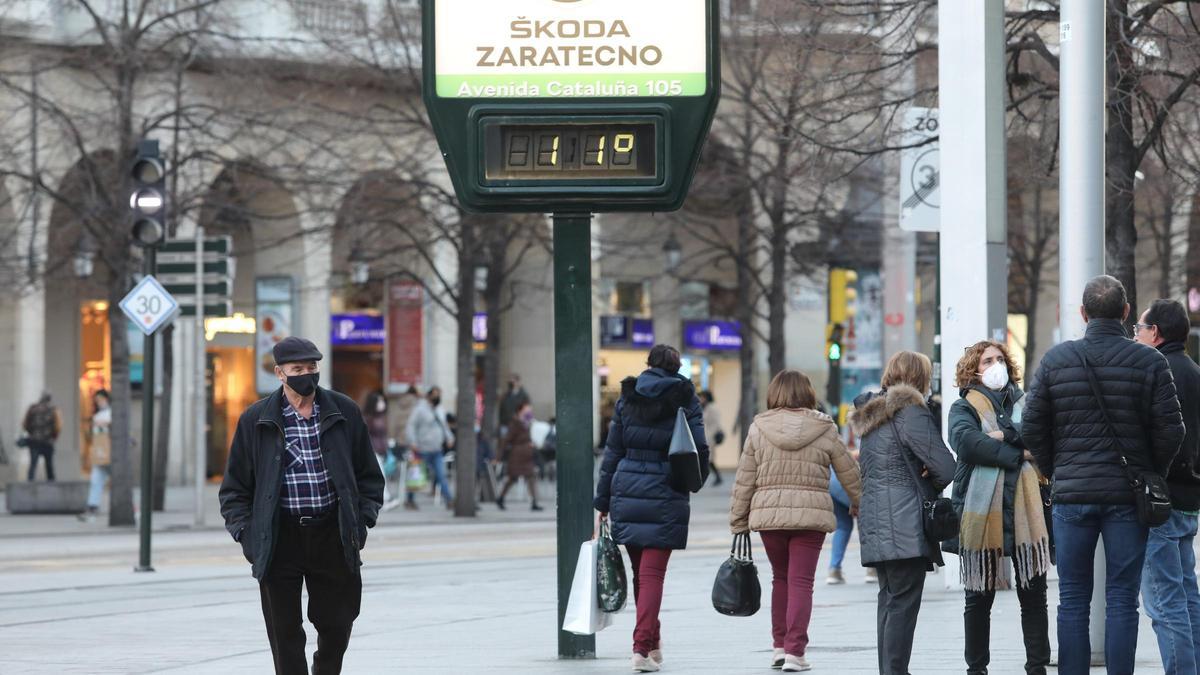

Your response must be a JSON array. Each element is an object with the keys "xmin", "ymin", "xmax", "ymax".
[{"xmin": 387, "ymin": 281, "xmax": 424, "ymax": 389}]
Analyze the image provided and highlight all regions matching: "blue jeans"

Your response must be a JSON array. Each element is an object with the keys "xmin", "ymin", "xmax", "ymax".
[
  {"xmin": 829, "ymin": 473, "xmax": 853, "ymax": 570},
  {"xmin": 1143, "ymin": 510, "xmax": 1200, "ymax": 675},
  {"xmin": 86, "ymin": 465, "xmax": 109, "ymax": 509},
  {"xmin": 420, "ymin": 450, "xmax": 452, "ymax": 502},
  {"xmin": 1053, "ymin": 503, "xmax": 1149, "ymax": 675}
]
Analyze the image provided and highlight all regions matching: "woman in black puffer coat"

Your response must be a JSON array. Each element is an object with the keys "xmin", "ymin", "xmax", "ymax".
[{"xmin": 595, "ymin": 344, "xmax": 709, "ymax": 673}]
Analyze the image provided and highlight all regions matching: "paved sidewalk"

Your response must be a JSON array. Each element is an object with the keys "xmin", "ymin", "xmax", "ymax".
[{"xmin": 0, "ymin": 482, "xmax": 1170, "ymax": 673}]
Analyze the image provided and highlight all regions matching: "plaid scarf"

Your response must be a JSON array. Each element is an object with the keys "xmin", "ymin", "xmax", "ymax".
[{"xmin": 959, "ymin": 390, "xmax": 1051, "ymax": 591}]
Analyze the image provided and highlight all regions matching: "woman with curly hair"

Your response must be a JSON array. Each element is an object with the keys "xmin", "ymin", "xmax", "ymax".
[{"xmin": 946, "ymin": 341, "xmax": 1052, "ymax": 675}]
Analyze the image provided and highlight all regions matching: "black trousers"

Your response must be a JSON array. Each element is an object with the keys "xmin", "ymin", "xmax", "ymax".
[
  {"xmin": 876, "ymin": 558, "xmax": 928, "ymax": 675},
  {"xmin": 964, "ymin": 573, "xmax": 1050, "ymax": 675},
  {"xmin": 27, "ymin": 440, "xmax": 55, "ymax": 481},
  {"xmin": 259, "ymin": 518, "xmax": 362, "ymax": 675}
]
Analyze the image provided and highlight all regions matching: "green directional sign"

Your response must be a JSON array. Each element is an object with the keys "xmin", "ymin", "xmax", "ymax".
[
  {"xmin": 161, "ymin": 281, "xmax": 231, "ymax": 297},
  {"xmin": 159, "ymin": 236, "xmax": 231, "ymax": 255},
  {"xmin": 178, "ymin": 301, "xmax": 232, "ymax": 318},
  {"xmin": 157, "ymin": 260, "xmax": 232, "ymax": 276},
  {"xmin": 422, "ymin": 0, "xmax": 720, "ymax": 213}
]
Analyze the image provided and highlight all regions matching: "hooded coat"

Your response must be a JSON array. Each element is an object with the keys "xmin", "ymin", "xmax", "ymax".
[
  {"xmin": 594, "ymin": 368, "xmax": 709, "ymax": 550},
  {"xmin": 730, "ymin": 407, "xmax": 862, "ymax": 534},
  {"xmin": 850, "ymin": 385, "xmax": 957, "ymax": 568}
]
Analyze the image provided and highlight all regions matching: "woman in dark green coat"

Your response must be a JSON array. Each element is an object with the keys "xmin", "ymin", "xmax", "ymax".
[{"xmin": 946, "ymin": 340, "xmax": 1051, "ymax": 675}]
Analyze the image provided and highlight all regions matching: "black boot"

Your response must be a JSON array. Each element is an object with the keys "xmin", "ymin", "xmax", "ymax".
[
  {"xmin": 531, "ymin": 502, "xmax": 544, "ymax": 512},
  {"xmin": 496, "ymin": 496, "xmax": 506, "ymax": 510}
]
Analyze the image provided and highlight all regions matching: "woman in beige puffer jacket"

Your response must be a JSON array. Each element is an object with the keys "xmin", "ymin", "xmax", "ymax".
[{"xmin": 730, "ymin": 370, "xmax": 863, "ymax": 672}]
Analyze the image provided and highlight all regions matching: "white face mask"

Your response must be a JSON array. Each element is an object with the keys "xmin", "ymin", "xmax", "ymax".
[{"xmin": 981, "ymin": 361, "xmax": 1009, "ymax": 391}]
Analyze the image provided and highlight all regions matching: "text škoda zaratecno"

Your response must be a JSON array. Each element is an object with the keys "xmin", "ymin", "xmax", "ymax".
[{"xmin": 475, "ymin": 19, "xmax": 663, "ymax": 68}]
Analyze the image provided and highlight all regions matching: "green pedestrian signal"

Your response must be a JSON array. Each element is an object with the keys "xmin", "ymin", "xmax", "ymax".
[
  {"xmin": 828, "ymin": 342, "xmax": 842, "ymax": 362},
  {"xmin": 421, "ymin": 0, "xmax": 721, "ymax": 213}
]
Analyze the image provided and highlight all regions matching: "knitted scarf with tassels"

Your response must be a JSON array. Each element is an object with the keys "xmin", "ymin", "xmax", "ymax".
[{"xmin": 958, "ymin": 390, "xmax": 1051, "ymax": 591}]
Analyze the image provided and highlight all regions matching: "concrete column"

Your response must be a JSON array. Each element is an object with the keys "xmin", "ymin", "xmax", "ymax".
[
  {"xmin": 1059, "ymin": 0, "xmax": 1108, "ymax": 664},
  {"xmin": 938, "ymin": 0, "xmax": 1008, "ymax": 590}
]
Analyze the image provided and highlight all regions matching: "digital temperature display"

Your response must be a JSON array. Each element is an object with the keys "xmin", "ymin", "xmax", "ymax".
[{"xmin": 482, "ymin": 122, "xmax": 657, "ymax": 182}]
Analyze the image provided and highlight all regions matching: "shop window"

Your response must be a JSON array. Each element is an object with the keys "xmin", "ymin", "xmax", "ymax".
[
  {"xmin": 679, "ymin": 281, "xmax": 709, "ymax": 319},
  {"xmin": 599, "ymin": 279, "xmax": 651, "ymax": 317}
]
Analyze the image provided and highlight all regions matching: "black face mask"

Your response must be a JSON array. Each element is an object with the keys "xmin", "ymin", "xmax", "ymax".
[
  {"xmin": 285, "ymin": 372, "xmax": 319, "ymax": 397},
  {"xmin": 429, "ymin": 396, "xmax": 441, "ymax": 407}
]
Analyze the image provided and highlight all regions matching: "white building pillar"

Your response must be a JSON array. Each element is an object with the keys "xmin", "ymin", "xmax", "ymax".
[{"xmin": 938, "ymin": 0, "xmax": 1008, "ymax": 589}]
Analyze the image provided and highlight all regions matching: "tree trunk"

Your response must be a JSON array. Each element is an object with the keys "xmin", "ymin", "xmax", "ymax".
[
  {"xmin": 453, "ymin": 217, "xmax": 478, "ymax": 517},
  {"xmin": 1106, "ymin": 2, "xmax": 1139, "ymax": 327},
  {"xmin": 481, "ymin": 244, "xmax": 505, "ymax": 449},
  {"xmin": 767, "ymin": 221, "xmax": 787, "ymax": 376},
  {"xmin": 108, "ymin": 294, "xmax": 135, "ymax": 527},
  {"xmin": 1024, "ymin": 266, "xmax": 1041, "ymax": 385},
  {"xmin": 735, "ymin": 204, "xmax": 757, "ymax": 448},
  {"xmin": 152, "ymin": 323, "xmax": 173, "ymax": 511}
]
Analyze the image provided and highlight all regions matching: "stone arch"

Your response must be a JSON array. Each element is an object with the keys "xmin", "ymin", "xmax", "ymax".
[{"xmin": 41, "ymin": 149, "xmax": 123, "ymax": 479}]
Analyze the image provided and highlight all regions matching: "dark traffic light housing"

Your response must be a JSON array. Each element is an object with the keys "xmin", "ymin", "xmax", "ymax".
[{"xmin": 130, "ymin": 139, "xmax": 166, "ymax": 247}]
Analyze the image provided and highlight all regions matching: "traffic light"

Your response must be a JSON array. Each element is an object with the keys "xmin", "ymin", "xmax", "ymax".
[
  {"xmin": 130, "ymin": 139, "xmax": 166, "ymax": 247},
  {"xmin": 827, "ymin": 322, "xmax": 844, "ymax": 362},
  {"xmin": 829, "ymin": 268, "xmax": 858, "ymax": 325}
]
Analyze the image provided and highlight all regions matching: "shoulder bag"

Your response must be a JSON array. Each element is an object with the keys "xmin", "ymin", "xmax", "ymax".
[
  {"xmin": 711, "ymin": 532, "xmax": 761, "ymax": 617},
  {"xmin": 890, "ymin": 417, "xmax": 959, "ymax": 542},
  {"xmin": 1070, "ymin": 343, "xmax": 1172, "ymax": 527},
  {"xmin": 668, "ymin": 408, "xmax": 704, "ymax": 493}
]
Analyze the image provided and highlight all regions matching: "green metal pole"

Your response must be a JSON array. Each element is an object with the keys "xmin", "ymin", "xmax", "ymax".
[
  {"xmin": 554, "ymin": 213, "xmax": 596, "ymax": 659},
  {"xmin": 137, "ymin": 247, "xmax": 156, "ymax": 573}
]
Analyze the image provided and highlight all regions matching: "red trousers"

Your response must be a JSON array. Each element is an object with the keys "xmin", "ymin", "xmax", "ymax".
[
  {"xmin": 626, "ymin": 546, "xmax": 672, "ymax": 656},
  {"xmin": 759, "ymin": 529, "xmax": 826, "ymax": 657}
]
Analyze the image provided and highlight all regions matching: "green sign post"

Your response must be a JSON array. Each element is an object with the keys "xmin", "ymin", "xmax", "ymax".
[{"xmin": 422, "ymin": 0, "xmax": 720, "ymax": 659}]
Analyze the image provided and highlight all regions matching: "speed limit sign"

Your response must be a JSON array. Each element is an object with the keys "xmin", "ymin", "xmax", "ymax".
[
  {"xmin": 120, "ymin": 275, "xmax": 180, "ymax": 336},
  {"xmin": 900, "ymin": 107, "xmax": 940, "ymax": 232}
]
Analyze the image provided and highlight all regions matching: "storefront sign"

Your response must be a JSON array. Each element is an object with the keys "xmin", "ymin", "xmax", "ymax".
[
  {"xmin": 683, "ymin": 320, "xmax": 741, "ymax": 351},
  {"xmin": 331, "ymin": 314, "xmax": 386, "ymax": 346},
  {"xmin": 255, "ymin": 277, "xmax": 294, "ymax": 394},
  {"xmin": 387, "ymin": 281, "xmax": 424, "ymax": 391},
  {"xmin": 434, "ymin": 0, "xmax": 708, "ymax": 99},
  {"xmin": 631, "ymin": 318, "xmax": 654, "ymax": 348},
  {"xmin": 601, "ymin": 315, "xmax": 655, "ymax": 349},
  {"xmin": 205, "ymin": 313, "xmax": 256, "ymax": 341},
  {"xmin": 473, "ymin": 312, "xmax": 488, "ymax": 343}
]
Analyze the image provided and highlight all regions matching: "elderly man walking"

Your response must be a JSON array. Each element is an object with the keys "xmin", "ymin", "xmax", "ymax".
[
  {"xmin": 220, "ymin": 336, "xmax": 384, "ymax": 675},
  {"xmin": 1023, "ymin": 275, "xmax": 1185, "ymax": 675},
  {"xmin": 1135, "ymin": 299, "xmax": 1200, "ymax": 675}
]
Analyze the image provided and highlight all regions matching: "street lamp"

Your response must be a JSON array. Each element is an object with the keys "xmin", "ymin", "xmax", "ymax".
[
  {"xmin": 663, "ymin": 231, "xmax": 682, "ymax": 271},
  {"xmin": 73, "ymin": 235, "xmax": 97, "ymax": 279},
  {"xmin": 349, "ymin": 246, "xmax": 370, "ymax": 285}
]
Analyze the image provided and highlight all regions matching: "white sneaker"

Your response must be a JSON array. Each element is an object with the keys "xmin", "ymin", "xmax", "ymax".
[
  {"xmin": 772, "ymin": 648, "xmax": 786, "ymax": 669},
  {"xmin": 865, "ymin": 567, "xmax": 878, "ymax": 584},
  {"xmin": 631, "ymin": 653, "xmax": 660, "ymax": 672},
  {"xmin": 782, "ymin": 654, "xmax": 812, "ymax": 672},
  {"xmin": 826, "ymin": 568, "xmax": 845, "ymax": 585},
  {"xmin": 648, "ymin": 648, "xmax": 663, "ymax": 665}
]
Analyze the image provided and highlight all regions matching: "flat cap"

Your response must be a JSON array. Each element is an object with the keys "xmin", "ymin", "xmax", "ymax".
[{"xmin": 273, "ymin": 336, "xmax": 323, "ymax": 365}]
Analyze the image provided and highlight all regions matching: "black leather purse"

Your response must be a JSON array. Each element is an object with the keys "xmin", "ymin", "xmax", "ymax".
[
  {"xmin": 891, "ymin": 418, "xmax": 959, "ymax": 542},
  {"xmin": 712, "ymin": 533, "xmax": 761, "ymax": 617}
]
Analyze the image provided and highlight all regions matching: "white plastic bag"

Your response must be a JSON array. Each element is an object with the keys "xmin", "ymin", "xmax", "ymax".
[
  {"xmin": 530, "ymin": 420, "xmax": 551, "ymax": 449},
  {"xmin": 562, "ymin": 540, "xmax": 613, "ymax": 635}
]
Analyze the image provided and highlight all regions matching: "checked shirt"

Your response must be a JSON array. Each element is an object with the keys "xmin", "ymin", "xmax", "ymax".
[{"xmin": 280, "ymin": 400, "xmax": 337, "ymax": 516}]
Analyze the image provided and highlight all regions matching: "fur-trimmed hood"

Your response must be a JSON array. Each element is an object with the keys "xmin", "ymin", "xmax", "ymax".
[
  {"xmin": 620, "ymin": 369, "xmax": 697, "ymax": 424},
  {"xmin": 849, "ymin": 384, "xmax": 928, "ymax": 438}
]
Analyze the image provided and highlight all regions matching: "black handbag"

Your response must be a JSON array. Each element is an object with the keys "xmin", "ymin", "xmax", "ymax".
[
  {"xmin": 891, "ymin": 418, "xmax": 959, "ymax": 542},
  {"xmin": 712, "ymin": 532, "xmax": 761, "ymax": 617},
  {"xmin": 1070, "ymin": 344, "xmax": 1172, "ymax": 527},
  {"xmin": 668, "ymin": 408, "xmax": 703, "ymax": 493},
  {"xmin": 596, "ymin": 518, "xmax": 628, "ymax": 613}
]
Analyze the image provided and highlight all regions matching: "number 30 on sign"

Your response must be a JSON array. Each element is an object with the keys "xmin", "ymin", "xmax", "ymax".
[{"xmin": 120, "ymin": 275, "xmax": 180, "ymax": 336}]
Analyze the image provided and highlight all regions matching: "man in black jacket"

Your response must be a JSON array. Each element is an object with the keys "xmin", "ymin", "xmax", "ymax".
[
  {"xmin": 1134, "ymin": 298, "xmax": 1200, "ymax": 674},
  {"xmin": 1023, "ymin": 275, "xmax": 1184, "ymax": 675},
  {"xmin": 219, "ymin": 336, "xmax": 384, "ymax": 675}
]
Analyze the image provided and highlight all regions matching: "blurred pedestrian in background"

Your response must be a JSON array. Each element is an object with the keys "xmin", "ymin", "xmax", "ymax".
[
  {"xmin": 851, "ymin": 351, "xmax": 956, "ymax": 675},
  {"xmin": 595, "ymin": 344, "xmax": 709, "ymax": 673},
  {"xmin": 700, "ymin": 390, "xmax": 724, "ymax": 486},
  {"xmin": 730, "ymin": 369, "xmax": 862, "ymax": 672},
  {"xmin": 405, "ymin": 386, "xmax": 454, "ymax": 509},
  {"xmin": 364, "ymin": 390, "xmax": 391, "ymax": 504},
  {"xmin": 78, "ymin": 389, "xmax": 112, "ymax": 522},
  {"xmin": 496, "ymin": 402, "xmax": 542, "ymax": 511},
  {"xmin": 499, "ymin": 374, "xmax": 531, "ymax": 439},
  {"xmin": 22, "ymin": 392, "xmax": 61, "ymax": 482}
]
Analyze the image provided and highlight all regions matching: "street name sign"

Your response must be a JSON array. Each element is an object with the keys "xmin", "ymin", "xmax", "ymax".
[
  {"xmin": 120, "ymin": 275, "xmax": 180, "ymax": 336},
  {"xmin": 156, "ymin": 237, "xmax": 234, "ymax": 317},
  {"xmin": 899, "ymin": 107, "xmax": 940, "ymax": 232},
  {"xmin": 422, "ymin": 0, "xmax": 721, "ymax": 212}
]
